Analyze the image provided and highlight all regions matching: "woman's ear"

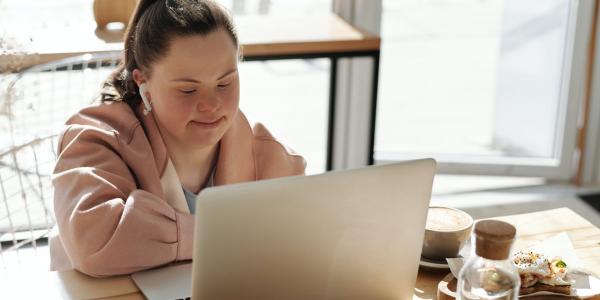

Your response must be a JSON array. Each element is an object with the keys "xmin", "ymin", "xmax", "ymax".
[{"xmin": 132, "ymin": 69, "xmax": 145, "ymax": 87}]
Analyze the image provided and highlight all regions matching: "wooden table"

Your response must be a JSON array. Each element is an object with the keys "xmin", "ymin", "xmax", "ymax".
[
  {"xmin": 0, "ymin": 2, "xmax": 381, "ymax": 169},
  {"xmin": 1, "ymin": 208, "xmax": 599, "ymax": 299},
  {"xmin": 0, "ymin": 14, "xmax": 380, "ymax": 70},
  {"xmin": 415, "ymin": 207, "xmax": 600, "ymax": 300}
]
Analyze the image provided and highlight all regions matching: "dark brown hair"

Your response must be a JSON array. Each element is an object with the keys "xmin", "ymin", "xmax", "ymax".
[{"xmin": 101, "ymin": 0, "xmax": 238, "ymax": 108}]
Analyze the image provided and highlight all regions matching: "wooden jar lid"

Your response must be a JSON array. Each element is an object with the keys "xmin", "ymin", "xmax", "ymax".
[{"xmin": 474, "ymin": 220, "xmax": 516, "ymax": 260}]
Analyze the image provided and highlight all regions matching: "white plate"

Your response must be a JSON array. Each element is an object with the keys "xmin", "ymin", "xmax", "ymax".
[{"xmin": 419, "ymin": 256, "xmax": 450, "ymax": 270}]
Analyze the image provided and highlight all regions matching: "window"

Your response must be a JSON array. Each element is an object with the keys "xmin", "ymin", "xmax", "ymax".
[{"xmin": 375, "ymin": 0, "xmax": 593, "ymax": 179}]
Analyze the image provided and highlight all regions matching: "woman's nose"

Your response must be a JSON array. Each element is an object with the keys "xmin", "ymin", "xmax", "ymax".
[{"xmin": 196, "ymin": 92, "xmax": 221, "ymax": 113}]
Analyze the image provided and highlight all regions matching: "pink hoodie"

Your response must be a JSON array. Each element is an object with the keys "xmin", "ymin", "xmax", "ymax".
[{"xmin": 50, "ymin": 100, "xmax": 305, "ymax": 277}]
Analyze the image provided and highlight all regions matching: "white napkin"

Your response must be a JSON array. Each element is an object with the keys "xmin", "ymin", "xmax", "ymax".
[{"xmin": 446, "ymin": 233, "xmax": 600, "ymax": 298}]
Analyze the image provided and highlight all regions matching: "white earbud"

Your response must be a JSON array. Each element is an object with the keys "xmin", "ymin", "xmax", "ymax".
[{"xmin": 139, "ymin": 83, "xmax": 152, "ymax": 115}]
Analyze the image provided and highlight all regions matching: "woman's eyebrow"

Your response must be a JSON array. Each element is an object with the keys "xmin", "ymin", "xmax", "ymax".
[
  {"xmin": 217, "ymin": 68, "xmax": 238, "ymax": 80},
  {"xmin": 170, "ymin": 68, "xmax": 238, "ymax": 83},
  {"xmin": 171, "ymin": 78, "xmax": 200, "ymax": 83}
]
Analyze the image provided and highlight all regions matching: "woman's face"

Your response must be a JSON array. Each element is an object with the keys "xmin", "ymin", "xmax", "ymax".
[{"xmin": 139, "ymin": 30, "xmax": 239, "ymax": 149}]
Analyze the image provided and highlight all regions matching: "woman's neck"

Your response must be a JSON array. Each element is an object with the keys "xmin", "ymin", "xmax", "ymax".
[{"xmin": 167, "ymin": 139, "xmax": 219, "ymax": 194}]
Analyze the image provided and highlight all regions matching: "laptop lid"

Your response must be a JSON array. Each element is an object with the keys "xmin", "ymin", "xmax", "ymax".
[{"xmin": 192, "ymin": 159, "xmax": 436, "ymax": 300}]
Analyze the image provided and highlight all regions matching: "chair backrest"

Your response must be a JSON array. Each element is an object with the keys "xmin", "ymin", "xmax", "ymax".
[
  {"xmin": 1, "ymin": 51, "xmax": 122, "ymax": 150},
  {"xmin": 0, "ymin": 134, "xmax": 58, "ymax": 269}
]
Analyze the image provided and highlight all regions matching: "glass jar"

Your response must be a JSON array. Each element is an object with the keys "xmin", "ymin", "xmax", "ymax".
[{"xmin": 457, "ymin": 220, "xmax": 521, "ymax": 300}]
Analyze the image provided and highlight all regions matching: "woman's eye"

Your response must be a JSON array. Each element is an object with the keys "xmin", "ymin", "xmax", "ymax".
[
  {"xmin": 179, "ymin": 89, "xmax": 196, "ymax": 94},
  {"xmin": 217, "ymin": 82, "xmax": 231, "ymax": 89}
]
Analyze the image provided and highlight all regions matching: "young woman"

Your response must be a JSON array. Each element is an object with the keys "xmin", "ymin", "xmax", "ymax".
[{"xmin": 50, "ymin": 0, "xmax": 305, "ymax": 277}]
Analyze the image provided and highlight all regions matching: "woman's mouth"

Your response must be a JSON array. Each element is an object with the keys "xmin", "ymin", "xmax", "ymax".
[{"xmin": 190, "ymin": 117, "xmax": 224, "ymax": 129}]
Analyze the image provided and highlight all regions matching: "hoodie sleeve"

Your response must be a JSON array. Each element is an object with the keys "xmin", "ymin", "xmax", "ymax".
[
  {"xmin": 52, "ymin": 125, "xmax": 194, "ymax": 277},
  {"xmin": 252, "ymin": 122, "xmax": 307, "ymax": 178}
]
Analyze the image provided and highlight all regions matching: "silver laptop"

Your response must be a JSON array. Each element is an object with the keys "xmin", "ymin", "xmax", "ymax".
[{"xmin": 190, "ymin": 159, "xmax": 436, "ymax": 300}]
